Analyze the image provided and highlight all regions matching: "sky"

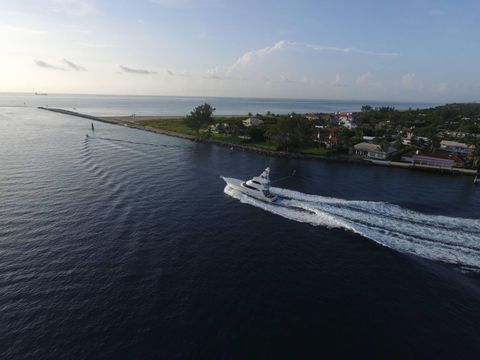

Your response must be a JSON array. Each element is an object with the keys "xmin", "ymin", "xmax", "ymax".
[{"xmin": 1, "ymin": 0, "xmax": 480, "ymax": 102}]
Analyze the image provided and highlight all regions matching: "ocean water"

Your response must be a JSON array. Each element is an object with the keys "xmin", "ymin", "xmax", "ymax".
[
  {"xmin": 0, "ymin": 92, "xmax": 439, "ymax": 116},
  {"xmin": 1, "ymin": 106, "xmax": 480, "ymax": 359}
]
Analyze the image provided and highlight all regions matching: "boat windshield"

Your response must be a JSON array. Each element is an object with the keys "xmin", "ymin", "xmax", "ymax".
[{"xmin": 243, "ymin": 183, "xmax": 260, "ymax": 191}]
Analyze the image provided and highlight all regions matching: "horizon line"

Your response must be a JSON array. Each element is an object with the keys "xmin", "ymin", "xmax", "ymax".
[{"xmin": 0, "ymin": 91, "xmax": 449, "ymax": 106}]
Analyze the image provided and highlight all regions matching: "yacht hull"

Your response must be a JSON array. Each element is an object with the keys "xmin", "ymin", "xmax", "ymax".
[{"xmin": 221, "ymin": 177, "xmax": 278, "ymax": 203}]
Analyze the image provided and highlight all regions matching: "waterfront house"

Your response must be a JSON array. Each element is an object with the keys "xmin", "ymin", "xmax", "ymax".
[
  {"xmin": 336, "ymin": 112, "xmax": 357, "ymax": 129},
  {"xmin": 362, "ymin": 136, "xmax": 376, "ymax": 143},
  {"xmin": 306, "ymin": 113, "xmax": 320, "ymax": 121},
  {"xmin": 208, "ymin": 123, "xmax": 229, "ymax": 133},
  {"xmin": 443, "ymin": 131, "xmax": 471, "ymax": 139},
  {"xmin": 401, "ymin": 150, "xmax": 465, "ymax": 168},
  {"xmin": 316, "ymin": 126, "xmax": 345, "ymax": 149},
  {"xmin": 242, "ymin": 117, "xmax": 264, "ymax": 127},
  {"xmin": 401, "ymin": 134, "xmax": 430, "ymax": 146},
  {"xmin": 352, "ymin": 142, "xmax": 395, "ymax": 160},
  {"xmin": 439, "ymin": 140, "xmax": 474, "ymax": 155}
]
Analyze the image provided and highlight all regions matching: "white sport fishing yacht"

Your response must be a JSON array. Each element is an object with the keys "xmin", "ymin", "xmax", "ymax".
[{"xmin": 221, "ymin": 167, "xmax": 278, "ymax": 203}]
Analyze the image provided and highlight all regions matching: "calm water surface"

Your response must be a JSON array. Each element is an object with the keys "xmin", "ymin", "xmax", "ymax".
[
  {"xmin": 0, "ymin": 92, "xmax": 439, "ymax": 116},
  {"xmin": 1, "ymin": 107, "xmax": 479, "ymax": 359}
]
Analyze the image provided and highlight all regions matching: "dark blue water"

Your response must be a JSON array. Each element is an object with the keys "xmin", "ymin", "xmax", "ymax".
[
  {"xmin": 0, "ymin": 92, "xmax": 439, "ymax": 116},
  {"xmin": 1, "ymin": 107, "xmax": 479, "ymax": 359}
]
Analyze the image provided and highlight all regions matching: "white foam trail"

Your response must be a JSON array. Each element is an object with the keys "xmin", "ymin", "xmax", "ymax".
[{"xmin": 224, "ymin": 185, "xmax": 480, "ymax": 271}]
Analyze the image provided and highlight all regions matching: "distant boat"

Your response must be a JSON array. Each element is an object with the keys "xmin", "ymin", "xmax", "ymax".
[{"xmin": 35, "ymin": 92, "xmax": 48, "ymax": 96}]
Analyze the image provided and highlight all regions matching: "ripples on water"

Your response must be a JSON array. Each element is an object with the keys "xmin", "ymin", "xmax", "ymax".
[{"xmin": 1, "ymin": 107, "xmax": 480, "ymax": 358}]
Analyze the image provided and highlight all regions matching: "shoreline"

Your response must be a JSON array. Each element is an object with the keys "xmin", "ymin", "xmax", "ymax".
[{"xmin": 38, "ymin": 107, "xmax": 478, "ymax": 177}]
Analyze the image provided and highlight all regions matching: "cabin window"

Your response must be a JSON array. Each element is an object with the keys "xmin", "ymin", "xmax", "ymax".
[{"xmin": 243, "ymin": 184, "xmax": 259, "ymax": 191}]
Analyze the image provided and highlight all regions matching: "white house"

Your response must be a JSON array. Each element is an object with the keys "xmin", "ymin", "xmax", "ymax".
[
  {"xmin": 440, "ymin": 140, "xmax": 474, "ymax": 155},
  {"xmin": 353, "ymin": 142, "xmax": 395, "ymax": 160},
  {"xmin": 242, "ymin": 117, "xmax": 264, "ymax": 127},
  {"xmin": 336, "ymin": 112, "xmax": 357, "ymax": 129},
  {"xmin": 208, "ymin": 123, "xmax": 229, "ymax": 133}
]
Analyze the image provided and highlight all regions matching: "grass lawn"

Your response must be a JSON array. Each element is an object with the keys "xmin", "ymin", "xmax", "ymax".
[
  {"xmin": 211, "ymin": 133, "xmax": 243, "ymax": 144},
  {"xmin": 300, "ymin": 147, "xmax": 332, "ymax": 156},
  {"xmin": 137, "ymin": 118, "xmax": 196, "ymax": 137},
  {"xmin": 250, "ymin": 142, "xmax": 278, "ymax": 151}
]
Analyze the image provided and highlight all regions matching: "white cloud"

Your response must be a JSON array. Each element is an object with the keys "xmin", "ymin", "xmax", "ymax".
[
  {"xmin": 356, "ymin": 71, "xmax": 373, "ymax": 85},
  {"xmin": 207, "ymin": 40, "xmax": 398, "ymax": 83},
  {"xmin": 306, "ymin": 44, "xmax": 398, "ymax": 57},
  {"xmin": 34, "ymin": 59, "xmax": 65, "ymax": 70},
  {"xmin": 401, "ymin": 73, "xmax": 416, "ymax": 90},
  {"xmin": 224, "ymin": 40, "xmax": 289, "ymax": 73},
  {"xmin": 63, "ymin": 58, "xmax": 86, "ymax": 71},
  {"xmin": 120, "ymin": 65, "xmax": 157, "ymax": 74},
  {"xmin": 2, "ymin": 25, "xmax": 47, "ymax": 34},
  {"xmin": 225, "ymin": 40, "xmax": 398, "ymax": 73},
  {"xmin": 333, "ymin": 73, "xmax": 347, "ymax": 87},
  {"xmin": 166, "ymin": 69, "xmax": 191, "ymax": 77}
]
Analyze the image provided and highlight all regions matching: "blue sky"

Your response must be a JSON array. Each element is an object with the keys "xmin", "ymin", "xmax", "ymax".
[{"xmin": 1, "ymin": 0, "xmax": 480, "ymax": 101}]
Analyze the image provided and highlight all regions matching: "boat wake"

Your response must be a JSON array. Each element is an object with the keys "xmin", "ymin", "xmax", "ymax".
[{"xmin": 224, "ymin": 185, "xmax": 480, "ymax": 272}]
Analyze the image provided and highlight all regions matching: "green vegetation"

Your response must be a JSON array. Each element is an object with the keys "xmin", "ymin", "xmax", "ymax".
[
  {"xmin": 138, "ymin": 118, "xmax": 197, "ymax": 136},
  {"xmin": 137, "ymin": 102, "xmax": 480, "ymax": 169},
  {"xmin": 355, "ymin": 103, "xmax": 480, "ymax": 144},
  {"xmin": 300, "ymin": 147, "xmax": 332, "ymax": 156},
  {"xmin": 184, "ymin": 103, "xmax": 216, "ymax": 140}
]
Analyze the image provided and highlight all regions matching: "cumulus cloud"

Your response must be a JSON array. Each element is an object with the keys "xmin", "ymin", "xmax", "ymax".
[
  {"xmin": 203, "ymin": 67, "xmax": 248, "ymax": 81},
  {"xmin": 207, "ymin": 40, "xmax": 399, "ymax": 84},
  {"xmin": 226, "ymin": 40, "xmax": 398, "ymax": 73},
  {"xmin": 166, "ymin": 69, "xmax": 191, "ymax": 77},
  {"xmin": 120, "ymin": 65, "xmax": 157, "ymax": 74},
  {"xmin": 34, "ymin": 59, "xmax": 65, "ymax": 70},
  {"xmin": 401, "ymin": 73, "xmax": 416, "ymax": 90},
  {"xmin": 356, "ymin": 71, "xmax": 373, "ymax": 85},
  {"xmin": 280, "ymin": 74, "xmax": 297, "ymax": 83},
  {"xmin": 333, "ymin": 73, "xmax": 347, "ymax": 87},
  {"xmin": 63, "ymin": 58, "xmax": 86, "ymax": 71}
]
